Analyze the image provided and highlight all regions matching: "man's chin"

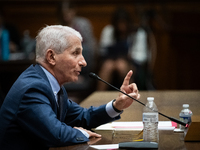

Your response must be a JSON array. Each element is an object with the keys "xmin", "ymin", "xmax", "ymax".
[
  {"xmin": 67, "ymin": 75, "xmax": 81, "ymax": 83},
  {"xmin": 73, "ymin": 77, "xmax": 79, "ymax": 82}
]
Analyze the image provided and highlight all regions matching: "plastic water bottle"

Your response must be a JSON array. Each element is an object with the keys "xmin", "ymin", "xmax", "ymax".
[
  {"xmin": 179, "ymin": 104, "xmax": 193, "ymax": 130},
  {"xmin": 143, "ymin": 97, "xmax": 159, "ymax": 143}
]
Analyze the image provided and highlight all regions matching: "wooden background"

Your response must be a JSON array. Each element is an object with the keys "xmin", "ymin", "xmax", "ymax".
[{"xmin": 1, "ymin": 0, "xmax": 200, "ymax": 90}]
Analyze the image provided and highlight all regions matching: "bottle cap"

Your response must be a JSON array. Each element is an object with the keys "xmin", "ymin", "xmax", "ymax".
[
  {"xmin": 147, "ymin": 97, "xmax": 154, "ymax": 101},
  {"xmin": 183, "ymin": 104, "xmax": 189, "ymax": 108}
]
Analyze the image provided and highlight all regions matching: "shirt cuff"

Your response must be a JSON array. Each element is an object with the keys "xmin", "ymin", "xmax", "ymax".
[
  {"xmin": 106, "ymin": 100, "xmax": 123, "ymax": 118},
  {"xmin": 77, "ymin": 128, "xmax": 89, "ymax": 138}
]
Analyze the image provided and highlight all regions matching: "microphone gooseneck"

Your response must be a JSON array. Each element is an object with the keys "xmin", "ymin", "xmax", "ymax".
[{"xmin": 89, "ymin": 72, "xmax": 189, "ymax": 128}]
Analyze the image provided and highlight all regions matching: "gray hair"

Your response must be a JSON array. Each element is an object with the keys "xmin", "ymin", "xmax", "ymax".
[{"xmin": 35, "ymin": 25, "xmax": 82, "ymax": 62}]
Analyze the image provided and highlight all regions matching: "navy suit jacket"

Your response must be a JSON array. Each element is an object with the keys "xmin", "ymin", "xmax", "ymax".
[{"xmin": 0, "ymin": 64, "xmax": 120, "ymax": 150}]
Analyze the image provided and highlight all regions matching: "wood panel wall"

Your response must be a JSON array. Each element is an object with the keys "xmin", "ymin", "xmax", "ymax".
[{"xmin": 1, "ymin": 0, "xmax": 200, "ymax": 90}]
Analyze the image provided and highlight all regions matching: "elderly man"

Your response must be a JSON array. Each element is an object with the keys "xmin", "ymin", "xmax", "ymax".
[{"xmin": 0, "ymin": 25, "xmax": 140, "ymax": 150}]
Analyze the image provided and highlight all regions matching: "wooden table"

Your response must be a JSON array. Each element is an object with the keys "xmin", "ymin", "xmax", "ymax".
[
  {"xmin": 50, "ymin": 90, "xmax": 200, "ymax": 150},
  {"xmin": 81, "ymin": 90, "xmax": 200, "ymax": 121}
]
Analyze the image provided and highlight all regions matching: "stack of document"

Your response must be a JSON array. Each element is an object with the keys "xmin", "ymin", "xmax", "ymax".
[{"xmin": 95, "ymin": 121, "xmax": 177, "ymax": 131}]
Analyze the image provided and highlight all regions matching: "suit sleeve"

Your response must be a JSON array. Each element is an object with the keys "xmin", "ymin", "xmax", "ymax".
[{"xmin": 63, "ymin": 99, "xmax": 121, "ymax": 129}]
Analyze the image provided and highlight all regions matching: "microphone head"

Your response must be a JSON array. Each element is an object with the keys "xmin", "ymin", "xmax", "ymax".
[{"xmin": 89, "ymin": 72, "xmax": 100, "ymax": 80}]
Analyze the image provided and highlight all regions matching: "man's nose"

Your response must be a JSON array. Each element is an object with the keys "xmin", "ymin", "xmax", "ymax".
[{"xmin": 79, "ymin": 56, "xmax": 87, "ymax": 67}]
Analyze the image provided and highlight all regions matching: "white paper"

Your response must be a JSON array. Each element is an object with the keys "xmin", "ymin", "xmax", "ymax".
[
  {"xmin": 174, "ymin": 128, "xmax": 184, "ymax": 132},
  {"xmin": 95, "ymin": 121, "xmax": 176, "ymax": 131},
  {"xmin": 89, "ymin": 144, "xmax": 119, "ymax": 149},
  {"xmin": 95, "ymin": 123, "xmax": 113, "ymax": 130}
]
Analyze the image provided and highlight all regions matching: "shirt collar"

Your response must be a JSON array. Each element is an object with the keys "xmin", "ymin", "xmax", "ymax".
[{"xmin": 40, "ymin": 65, "xmax": 60, "ymax": 97}]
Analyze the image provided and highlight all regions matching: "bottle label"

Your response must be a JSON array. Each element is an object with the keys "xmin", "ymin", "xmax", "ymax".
[
  {"xmin": 180, "ymin": 116, "xmax": 191, "ymax": 124},
  {"xmin": 143, "ymin": 113, "xmax": 158, "ymax": 122}
]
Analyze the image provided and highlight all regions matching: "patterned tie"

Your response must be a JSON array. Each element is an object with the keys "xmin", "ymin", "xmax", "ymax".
[{"xmin": 57, "ymin": 89, "xmax": 64, "ymax": 121}]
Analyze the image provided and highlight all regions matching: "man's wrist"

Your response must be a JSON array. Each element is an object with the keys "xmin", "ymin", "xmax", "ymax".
[
  {"xmin": 112, "ymin": 99, "xmax": 122, "ymax": 113},
  {"xmin": 77, "ymin": 128, "xmax": 89, "ymax": 138}
]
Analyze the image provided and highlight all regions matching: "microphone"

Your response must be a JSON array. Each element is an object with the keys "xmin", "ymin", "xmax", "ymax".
[{"xmin": 89, "ymin": 72, "xmax": 189, "ymax": 128}]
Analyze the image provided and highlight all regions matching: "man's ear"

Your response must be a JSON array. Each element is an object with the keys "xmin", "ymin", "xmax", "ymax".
[{"xmin": 46, "ymin": 49, "xmax": 56, "ymax": 65}]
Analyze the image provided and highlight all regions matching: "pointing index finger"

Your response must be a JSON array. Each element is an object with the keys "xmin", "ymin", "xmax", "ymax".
[{"xmin": 122, "ymin": 70, "xmax": 133, "ymax": 86}]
